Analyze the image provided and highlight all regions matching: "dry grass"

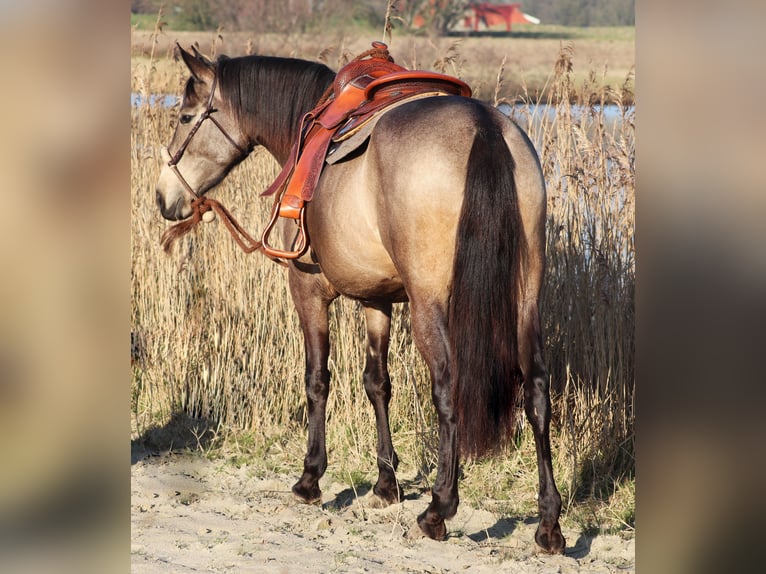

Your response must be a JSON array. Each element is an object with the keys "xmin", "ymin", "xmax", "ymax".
[{"xmin": 131, "ymin": 30, "xmax": 634, "ymax": 535}]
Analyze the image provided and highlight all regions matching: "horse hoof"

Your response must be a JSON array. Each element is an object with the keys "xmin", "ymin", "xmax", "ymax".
[
  {"xmin": 416, "ymin": 512, "xmax": 448, "ymax": 541},
  {"xmin": 405, "ymin": 525, "xmax": 427, "ymax": 540},
  {"xmin": 291, "ymin": 482, "xmax": 322, "ymax": 505},
  {"xmin": 535, "ymin": 522, "xmax": 566, "ymax": 554},
  {"xmin": 373, "ymin": 481, "xmax": 404, "ymax": 506}
]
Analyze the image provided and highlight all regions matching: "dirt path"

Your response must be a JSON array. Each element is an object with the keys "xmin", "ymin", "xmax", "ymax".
[{"xmin": 131, "ymin": 453, "xmax": 634, "ymax": 573}]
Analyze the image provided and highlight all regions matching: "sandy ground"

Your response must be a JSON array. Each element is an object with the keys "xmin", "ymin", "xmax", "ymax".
[{"xmin": 131, "ymin": 450, "xmax": 634, "ymax": 573}]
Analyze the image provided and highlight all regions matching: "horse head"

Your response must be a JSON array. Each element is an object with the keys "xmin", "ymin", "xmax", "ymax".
[{"xmin": 155, "ymin": 46, "xmax": 251, "ymax": 221}]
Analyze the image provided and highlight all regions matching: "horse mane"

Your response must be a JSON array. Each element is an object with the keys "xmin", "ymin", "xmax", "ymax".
[{"xmin": 215, "ymin": 55, "xmax": 336, "ymax": 164}]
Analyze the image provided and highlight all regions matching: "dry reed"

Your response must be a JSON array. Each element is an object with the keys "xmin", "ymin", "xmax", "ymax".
[{"xmin": 131, "ymin": 34, "xmax": 634, "ymax": 533}]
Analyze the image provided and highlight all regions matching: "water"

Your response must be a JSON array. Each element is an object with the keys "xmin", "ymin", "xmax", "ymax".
[
  {"xmin": 131, "ymin": 93, "xmax": 179, "ymax": 108},
  {"xmin": 496, "ymin": 102, "xmax": 634, "ymax": 127},
  {"xmin": 131, "ymin": 92, "xmax": 633, "ymax": 122}
]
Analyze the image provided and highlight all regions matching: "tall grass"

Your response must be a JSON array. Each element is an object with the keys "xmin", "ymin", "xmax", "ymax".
[
  {"xmin": 131, "ymin": 35, "xmax": 634, "ymax": 533},
  {"xmin": 511, "ymin": 45, "xmax": 635, "ymax": 525}
]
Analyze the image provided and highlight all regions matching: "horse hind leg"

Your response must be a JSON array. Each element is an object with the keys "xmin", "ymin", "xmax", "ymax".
[
  {"xmin": 362, "ymin": 302, "xmax": 403, "ymax": 505},
  {"xmin": 520, "ymin": 304, "xmax": 566, "ymax": 554},
  {"xmin": 409, "ymin": 300, "xmax": 458, "ymax": 541}
]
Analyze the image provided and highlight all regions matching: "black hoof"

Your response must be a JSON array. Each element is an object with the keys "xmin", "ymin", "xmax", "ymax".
[
  {"xmin": 417, "ymin": 510, "xmax": 447, "ymax": 541},
  {"xmin": 292, "ymin": 481, "xmax": 322, "ymax": 505},
  {"xmin": 373, "ymin": 479, "xmax": 404, "ymax": 505},
  {"xmin": 535, "ymin": 521, "xmax": 566, "ymax": 554}
]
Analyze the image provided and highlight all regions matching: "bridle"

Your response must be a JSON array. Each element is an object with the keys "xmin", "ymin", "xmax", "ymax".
[
  {"xmin": 160, "ymin": 70, "xmax": 290, "ymax": 263},
  {"xmin": 164, "ymin": 72, "xmax": 251, "ymax": 200},
  {"xmin": 160, "ymin": 64, "xmax": 300, "ymax": 266}
]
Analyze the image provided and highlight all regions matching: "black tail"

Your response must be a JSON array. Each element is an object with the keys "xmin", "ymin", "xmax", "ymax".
[{"xmin": 450, "ymin": 114, "xmax": 525, "ymax": 458}]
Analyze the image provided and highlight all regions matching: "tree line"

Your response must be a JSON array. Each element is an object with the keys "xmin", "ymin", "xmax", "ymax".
[
  {"xmin": 131, "ymin": 1, "xmax": 634, "ymax": 33},
  {"xmin": 522, "ymin": 0, "xmax": 634, "ymax": 27}
]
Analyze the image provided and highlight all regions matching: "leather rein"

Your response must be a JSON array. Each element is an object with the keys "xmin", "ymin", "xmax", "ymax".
[{"xmin": 160, "ymin": 73, "xmax": 288, "ymax": 264}]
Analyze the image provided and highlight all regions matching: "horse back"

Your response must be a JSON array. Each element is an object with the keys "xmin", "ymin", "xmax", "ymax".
[{"xmin": 303, "ymin": 96, "xmax": 545, "ymax": 303}]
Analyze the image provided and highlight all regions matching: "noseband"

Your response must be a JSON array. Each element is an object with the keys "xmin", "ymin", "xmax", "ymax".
[{"xmin": 165, "ymin": 72, "xmax": 251, "ymax": 199}]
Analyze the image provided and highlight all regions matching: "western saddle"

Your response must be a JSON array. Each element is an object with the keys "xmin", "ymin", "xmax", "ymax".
[{"xmin": 259, "ymin": 42, "xmax": 472, "ymax": 259}]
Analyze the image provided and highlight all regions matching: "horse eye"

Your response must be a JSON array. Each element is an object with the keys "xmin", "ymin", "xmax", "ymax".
[{"xmin": 179, "ymin": 114, "xmax": 194, "ymax": 124}]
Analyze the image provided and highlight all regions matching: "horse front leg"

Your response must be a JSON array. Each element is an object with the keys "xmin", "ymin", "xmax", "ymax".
[
  {"xmin": 520, "ymin": 304, "xmax": 566, "ymax": 554},
  {"xmin": 289, "ymin": 273, "xmax": 335, "ymax": 504},
  {"xmin": 362, "ymin": 301, "xmax": 403, "ymax": 505}
]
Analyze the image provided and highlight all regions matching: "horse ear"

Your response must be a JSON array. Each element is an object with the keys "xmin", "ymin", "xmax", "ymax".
[
  {"xmin": 191, "ymin": 44, "xmax": 210, "ymax": 61},
  {"xmin": 177, "ymin": 43, "xmax": 214, "ymax": 84}
]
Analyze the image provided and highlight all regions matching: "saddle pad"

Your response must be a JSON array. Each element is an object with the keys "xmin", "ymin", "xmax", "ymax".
[{"xmin": 325, "ymin": 91, "xmax": 453, "ymax": 165}]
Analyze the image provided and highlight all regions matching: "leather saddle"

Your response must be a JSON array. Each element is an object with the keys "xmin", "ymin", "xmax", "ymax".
[{"xmin": 260, "ymin": 42, "xmax": 472, "ymax": 259}]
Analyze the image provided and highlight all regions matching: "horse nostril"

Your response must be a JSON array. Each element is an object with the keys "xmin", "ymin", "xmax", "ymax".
[{"xmin": 155, "ymin": 189, "xmax": 164, "ymax": 211}]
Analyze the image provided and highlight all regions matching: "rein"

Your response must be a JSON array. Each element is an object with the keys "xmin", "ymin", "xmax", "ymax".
[
  {"xmin": 160, "ymin": 195, "xmax": 271, "ymax": 255},
  {"xmin": 160, "ymin": 193, "xmax": 288, "ymax": 266}
]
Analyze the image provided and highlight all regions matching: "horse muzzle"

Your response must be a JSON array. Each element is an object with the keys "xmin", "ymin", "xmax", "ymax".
[{"xmin": 156, "ymin": 188, "xmax": 191, "ymax": 221}]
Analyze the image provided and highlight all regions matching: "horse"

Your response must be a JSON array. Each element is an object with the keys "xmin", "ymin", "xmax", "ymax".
[{"xmin": 155, "ymin": 45, "xmax": 565, "ymax": 553}]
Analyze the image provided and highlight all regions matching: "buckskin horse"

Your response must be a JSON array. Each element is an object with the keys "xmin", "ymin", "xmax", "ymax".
[{"xmin": 154, "ymin": 44, "xmax": 564, "ymax": 552}]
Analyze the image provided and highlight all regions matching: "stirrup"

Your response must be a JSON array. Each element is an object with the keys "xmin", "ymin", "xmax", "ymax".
[{"xmin": 260, "ymin": 199, "xmax": 309, "ymax": 260}]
